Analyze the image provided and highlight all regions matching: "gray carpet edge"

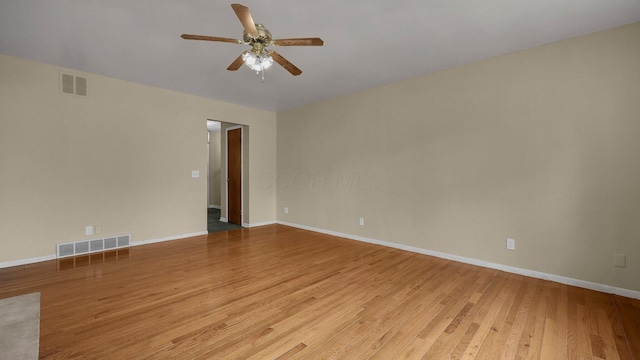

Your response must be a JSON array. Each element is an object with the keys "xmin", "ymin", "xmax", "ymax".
[{"xmin": 0, "ymin": 292, "xmax": 40, "ymax": 360}]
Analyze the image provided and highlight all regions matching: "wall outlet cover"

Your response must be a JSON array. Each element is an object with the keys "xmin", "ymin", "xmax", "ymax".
[{"xmin": 614, "ymin": 253, "xmax": 626, "ymax": 268}]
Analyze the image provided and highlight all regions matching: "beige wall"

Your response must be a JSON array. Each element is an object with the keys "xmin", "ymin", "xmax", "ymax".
[
  {"xmin": 208, "ymin": 128, "xmax": 221, "ymax": 207},
  {"xmin": 0, "ymin": 54, "xmax": 276, "ymax": 263},
  {"xmin": 276, "ymin": 23, "xmax": 640, "ymax": 291}
]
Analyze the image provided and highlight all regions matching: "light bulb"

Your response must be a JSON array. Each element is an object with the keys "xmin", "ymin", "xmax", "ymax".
[
  {"xmin": 242, "ymin": 50, "xmax": 273, "ymax": 72},
  {"xmin": 261, "ymin": 55, "xmax": 273, "ymax": 70}
]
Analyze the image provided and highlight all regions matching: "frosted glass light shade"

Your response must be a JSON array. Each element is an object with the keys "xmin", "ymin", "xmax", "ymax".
[{"xmin": 242, "ymin": 51, "xmax": 273, "ymax": 72}]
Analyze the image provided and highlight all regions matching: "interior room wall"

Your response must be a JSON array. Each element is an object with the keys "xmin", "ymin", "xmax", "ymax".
[
  {"xmin": 276, "ymin": 22, "xmax": 640, "ymax": 292},
  {"xmin": 208, "ymin": 128, "xmax": 221, "ymax": 207},
  {"xmin": 0, "ymin": 54, "xmax": 276, "ymax": 264}
]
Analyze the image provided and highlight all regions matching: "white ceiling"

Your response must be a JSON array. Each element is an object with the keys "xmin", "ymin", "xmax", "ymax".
[{"xmin": 1, "ymin": 1, "xmax": 640, "ymax": 112}]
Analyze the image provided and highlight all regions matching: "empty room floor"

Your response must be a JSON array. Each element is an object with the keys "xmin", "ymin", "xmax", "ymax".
[{"xmin": 1, "ymin": 224, "xmax": 639, "ymax": 359}]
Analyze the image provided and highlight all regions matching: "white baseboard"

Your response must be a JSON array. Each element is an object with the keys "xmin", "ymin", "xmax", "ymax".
[
  {"xmin": 277, "ymin": 221, "xmax": 640, "ymax": 300},
  {"xmin": 131, "ymin": 231, "xmax": 209, "ymax": 247},
  {"xmin": 219, "ymin": 217, "xmax": 228, "ymax": 223},
  {"xmin": 0, "ymin": 254, "xmax": 56, "ymax": 269},
  {"xmin": 242, "ymin": 220, "xmax": 277, "ymax": 228}
]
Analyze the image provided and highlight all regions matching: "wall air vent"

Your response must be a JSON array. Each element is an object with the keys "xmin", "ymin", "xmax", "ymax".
[
  {"xmin": 60, "ymin": 72, "xmax": 88, "ymax": 97},
  {"xmin": 57, "ymin": 234, "xmax": 131, "ymax": 258}
]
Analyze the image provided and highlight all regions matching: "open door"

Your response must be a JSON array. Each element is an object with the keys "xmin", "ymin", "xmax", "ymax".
[{"xmin": 226, "ymin": 127, "xmax": 242, "ymax": 225}]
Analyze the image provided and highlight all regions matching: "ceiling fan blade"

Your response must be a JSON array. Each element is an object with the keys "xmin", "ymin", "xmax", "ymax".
[
  {"xmin": 181, "ymin": 34, "xmax": 242, "ymax": 44},
  {"xmin": 227, "ymin": 55, "xmax": 244, "ymax": 71},
  {"xmin": 270, "ymin": 51, "xmax": 302, "ymax": 76},
  {"xmin": 231, "ymin": 4, "xmax": 258, "ymax": 36},
  {"xmin": 271, "ymin": 38, "xmax": 324, "ymax": 46}
]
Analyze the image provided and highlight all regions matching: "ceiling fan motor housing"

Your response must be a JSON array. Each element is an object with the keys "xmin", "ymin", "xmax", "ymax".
[{"xmin": 243, "ymin": 24, "xmax": 272, "ymax": 48}]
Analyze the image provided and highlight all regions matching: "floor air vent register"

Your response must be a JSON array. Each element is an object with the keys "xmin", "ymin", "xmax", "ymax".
[{"xmin": 57, "ymin": 235, "xmax": 130, "ymax": 258}]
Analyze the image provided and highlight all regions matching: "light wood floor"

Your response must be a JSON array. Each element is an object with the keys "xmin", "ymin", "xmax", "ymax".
[{"xmin": 1, "ymin": 224, "xmax": 639, "ymax": 359}]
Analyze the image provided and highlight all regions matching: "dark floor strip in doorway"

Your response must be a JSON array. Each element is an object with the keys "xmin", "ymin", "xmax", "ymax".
[{"xmin": 208, "ymin": 208, "xmax": 243, "ymax": 233}]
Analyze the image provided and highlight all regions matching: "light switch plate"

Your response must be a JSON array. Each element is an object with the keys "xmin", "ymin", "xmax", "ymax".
[{"xmin": 192, "ymin": 170, "xmax": 200, "ymax": 178}]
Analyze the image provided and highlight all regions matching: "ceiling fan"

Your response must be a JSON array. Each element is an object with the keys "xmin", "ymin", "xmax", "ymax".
[{"xmin": 181, "ymin": 3, "xmax": 323, "ymax": 77}]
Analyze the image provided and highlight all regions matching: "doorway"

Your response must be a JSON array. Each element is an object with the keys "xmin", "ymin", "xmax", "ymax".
[{"xmin": 207, "ymin": 121, "xmax": 244, "ymax": 232}]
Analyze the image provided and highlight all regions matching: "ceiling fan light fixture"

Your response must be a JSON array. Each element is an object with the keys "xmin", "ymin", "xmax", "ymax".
[
  {"xmin": 181, "ymin": 4, "xmax": 323, "ymax": 77},
  {"xmin": 242, "ymin": 50, "xmax": 273, "ymax": 72}
]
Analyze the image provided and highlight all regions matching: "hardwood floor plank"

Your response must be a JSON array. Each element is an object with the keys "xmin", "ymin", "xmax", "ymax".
[
  {"xmin": 610, "ymin": 295, "xmax": 636, "ymax": 360},
  {"xmin": 462, "ymin": 274, "xmax": 516, "ymax": 359},
  {"xmin": 524, "ymin": 284, "xmax": 550, "ymax": 359},
  {"xmin": 540, "ymin": 285, "xmax": 565, "ymax": 359},
  {"xmin": 451, "ymin": 322, "xmax": 481, "ymax": 359},
  {"xmin": 275, "ymin": 343, "xmax": 307, "ymax": 359},
  {"xmin": 337, "ymin": 264, "xmax": 462, "ymax": 358},
  {"xmin": 367, "ymin": 293, "xmax": 449, "ymax": 359},
  {"xmin": 441, "ymin": 272, "xmax": 506, "ymax": 359},
  {"xmin": 422, "ymin": 270, "xmax": 503, "ymax": 359},
  {"xmin": 499, "ymin": 278, "xmax": 538, "ymax": 358},
  {"xmin": 411, "ymin": 273, "xmax": 488, "ymax": 358},
  {"xmin": 0, "ymin": 224, "xmax": 639, "ymax": 359},
  {"xmin": 514, "ymin": 283, "xmax": 545, "ymax": 358},
  {"xmin": 227, "ymin": 284, "xmax": 368, "ymax": 359}
]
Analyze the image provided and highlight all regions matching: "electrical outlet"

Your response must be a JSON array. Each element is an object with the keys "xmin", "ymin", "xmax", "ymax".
[
  {"xmin": 284, "ymin": 207, "xmax": 289, "ymax": 214},
  {"xmin": 85, "ymin": 225, "xmax": 93, "ymax": 236},
  {"xmin": 614, "ymin": 253, "xmax": 626, "ymax": 268},
  {"xmin": 95, "ymin": 224, "xmax": 102, "ymax": 234},
  {"xmin": 506, "ymin": 238, "xmax": 515, "ymax": 250},
  {"xmin": 359, "ymin": 217, "xmax": 365, "ymax": 226}
]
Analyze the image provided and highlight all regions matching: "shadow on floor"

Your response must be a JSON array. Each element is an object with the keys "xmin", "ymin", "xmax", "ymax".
[{"xmin": 208, "ymin": 208, "xmax": 243, "ymax": 233}]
